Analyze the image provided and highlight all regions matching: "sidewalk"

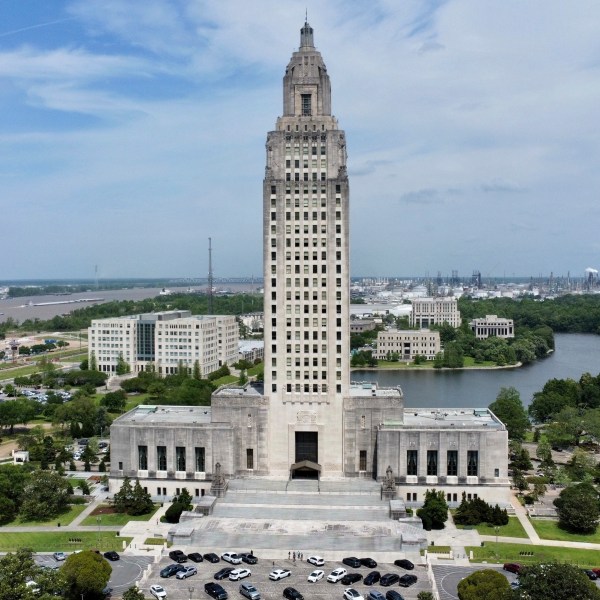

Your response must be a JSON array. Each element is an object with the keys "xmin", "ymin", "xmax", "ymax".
[{"xmin": 120, "ymin": 503, "xmax": 172, "ymax": 556}]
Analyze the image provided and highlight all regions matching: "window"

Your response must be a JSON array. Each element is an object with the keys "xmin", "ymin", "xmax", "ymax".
[
  {"xmin": 467, "ymin": 451, "xmax": 478, "ymax": 476},
  {"xmin": 176, "ymin": 447, "xmax": 186, "ymax": 472},
  {"xmin": 301, "ymin": 94, "xmax": 311, "ymax": 115},
  {"xmin": 427, "ymin": 450, "xmax": 438, "ymax": 476},
  {"xmin": 359, "ymin": 450, "xmax": 367, "ymax": 471},
  {"xmin": 494, "ymin": 468, "xmax": 500, "ymax": 478},
  {"xmin": 246, "ymin": 449, "xmax": 254, "ymax": 469},
  {"xmin": 195, "ymin": 447, "xmax": 205, "ymax": 472},
  {"xmin": 407, "ymin": 450, "xmax": 417, "ymax": 475},
  {"xmin": 157, "ymin": 446, "xmax": 167, "ymax": 471},
  {"xmin": 447, "ymin": 450, "xmax": 458, "ymax": 476},
  {"xmin": 138, "ymin": 445, "xmax": 148, "ymax": 470}
]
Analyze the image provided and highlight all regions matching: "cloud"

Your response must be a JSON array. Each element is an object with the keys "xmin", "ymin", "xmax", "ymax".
[{"xmin": 481, "ymin": 180, "xmax": 526, "ymax": 194}]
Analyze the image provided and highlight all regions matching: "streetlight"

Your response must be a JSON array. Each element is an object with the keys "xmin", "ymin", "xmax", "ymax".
[
  {"xmin": 495, "ymin": 525, "xmax": 500, "ymax": 558},
  {"xmin": 188, "ymin": 586, "xmax": 194, "ymax": 600},
  {"xmin": 96, "ymin": 516, "xmax": 101, "ymax": 549}
]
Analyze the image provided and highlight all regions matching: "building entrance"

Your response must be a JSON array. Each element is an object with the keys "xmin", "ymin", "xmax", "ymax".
[{"xmin": 292, "ymin": 432, "xmax": 319, "ymax": 479}]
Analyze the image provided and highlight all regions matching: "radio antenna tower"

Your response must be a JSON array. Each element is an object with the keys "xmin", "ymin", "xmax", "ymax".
[{"xmin": 207, "ymin": 237, "xmax": 214, "ymax": 314}]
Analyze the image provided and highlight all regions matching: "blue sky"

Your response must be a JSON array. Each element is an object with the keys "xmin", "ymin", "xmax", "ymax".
[{"xmin": 1, "ymin": 0, "xmax": 599, "ymax": 280}]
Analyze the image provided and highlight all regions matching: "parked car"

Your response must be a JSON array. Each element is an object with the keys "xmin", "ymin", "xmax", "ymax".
[
  {"xmin": 380, "ymin": 574, "xmax": 400, "ymax": 587},
  {"xmin": 160, "ymin": 564, "xmax": 184, "ymax": 578},
  {"xmin": 393, "ymin": 559, "xmax": 414, "ymax": 570},
  {"xmin": 385, "ymin": 591, "xmax": 404, "ymax": 600},
  {"xmin": 222, "ymin": 552, "xmax": 242, "ymax": 565},
  {"xmin": 360, "ymin": 558, "xmax": 377, "ymax": 568},
  {"xmin": 204, "ymin": 553, "xmax": 220, "ymax": 563},
  {"xmin": 169, "ymin": 550, "xmax": 188, "ymax": 563},
  {"xmin": 364, "ymin": 571, "xmax": 381, "ymax": 586},
  {"xmin": 343, "ymin": 588, "xmax": 364, "ymax": 600},
  {"xmin": 215, "ymin": 568, "xmax": 235, "ymax": 580},
  {"xmin": 283, "ymin": 587, "xmax": 303, "ymax": 600},
  {"xmin": 367, "ymin": 591, "xmax": 386, "ymax": 600},
  {"xmin": 269, "ymin": 569, "xmax": 292, "ymax": 581},
  {"xmin": 103, "ymin": 551, "xmax": 120, "ymax": 561},
  {"xmin": 240, "ymin": 582, "xmax": 261, "ymax": 600},
  {"xmin": 150, "ymin": 585, "xmax": 167, "ymax": 599},
  {"xmin": 341, "ymin": 573, "xmax": 363, "ymax": 585},
  {"xmin": 53, "ymin": 552, "xmax": 66, "ymax": 561},
  {"xmin": 176, "ymin": 565, "xmax": 198, "ymax": 580},
  {"xmin": 327, "ymin": 568, "xmax": 347, "ymax": 583},
  {"xmin": 342, "ymin": 557, "xmax": 362, "ymax": 569},
  {"xmin": 205, "ymin": 582, "xmax": 228, "ymax": 600},
  {"xmin": 398, "ymin": 574, "xmax": 417, "ymax": 587},
  {"xmin": 308, "ymin": 570, "xmax": 325, "ymax": 582},
  {"xmin": 307, "ymin": 556, "xmax": 324, "ymax": 566},
  {"xmin": 503, "ymin": 563, "xmax": 522, "ymax": 574},
  {"xmin": 188, "ymin": 553, "xmax": 204, "ymax": 563},
  {"xmin": 240, "ymin": 553, "xmax": 258, "ymax": 565},
  {"xmin": 229, "ymin": 568, "xmax": 251, "ymax": 581},
  {"xmin": 583, "ymin": 569, "xmax": 598, "ymax": 581}
]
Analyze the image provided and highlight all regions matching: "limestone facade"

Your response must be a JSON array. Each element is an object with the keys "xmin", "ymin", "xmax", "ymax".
[
  {"xmin": 410, "ymin": 297, "xmax": 462, "ymax": 328},
  {"xmin": 375, "ymin": 329, "xmax": 440, "ymax": 360},
  {"xmin": 470, "ymin": 314, "xmax": 515, "ymax": 339}
]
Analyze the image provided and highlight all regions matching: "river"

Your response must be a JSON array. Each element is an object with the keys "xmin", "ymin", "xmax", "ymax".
[{"xmin": 352, "ymin": 333, "xmax": 600, "ymax": 409}]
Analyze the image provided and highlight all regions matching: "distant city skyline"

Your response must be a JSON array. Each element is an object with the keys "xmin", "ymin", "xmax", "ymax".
[{"xmin": 2, "ymin": 1, "xmax": 599, "ymax": 280}]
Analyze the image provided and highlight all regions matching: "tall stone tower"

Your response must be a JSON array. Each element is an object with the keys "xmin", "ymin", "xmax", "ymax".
[{"xmin": 263, "ymin": 21, "xmax": 350, "ymax": 477}]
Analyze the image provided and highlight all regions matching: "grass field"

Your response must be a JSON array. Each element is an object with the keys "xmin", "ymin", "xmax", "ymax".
[
  {"xmin": 2, "ymin": 504, "xmax": 88, "ymax": 528},
  {"xmin": 530, "ymin": 518, "xmax": 600, "ymax": 543},
  {"xmin": 0, "ymin": 532, "xmax": 131, "ymax": 552},
  {"xmin": 467, "ymin": 542, "xmax": 600, "ymax": 568},
  {"xmin": 455, "ymin": 516, "xmax": 528, "ymax": 539},
  {"xmin": 80, "ymin": 505, "xmax": 159, "ymax": 527}
]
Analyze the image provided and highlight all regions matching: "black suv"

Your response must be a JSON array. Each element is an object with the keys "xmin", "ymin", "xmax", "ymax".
[
  {"xmin": 103, "ymin": 551, "xmax": 120, "ymax": 561},
  {"xmin": 342, "ymin": 557, "xmax": 362, "ymax": 569},
  {"xmin": 364, "ymin": 571, "xmax": 381, "ymax": 586},
  {"xmin": 283, "ymin": 587, "xmax": 304, "ymax": 600},
  {"xmin": 380, "ymin": 574, "xmax": 400, "ymax": 587},
  {"xmin": 360, "ymin": 558, "xmax": 377, "ymax": 568},
  {"xmin": 398, "ymin": 575, "xmax": 417, "ymax": 588},
  {"xmin": 215, "ymin": 567, "xmax": 235, "ymax": 580},
  {"xmin": 160, "ymin": 564, "xmax": 184, "ymax": 578},
  {"xmin": 341, "ymin": 573, "xmax": 363, "ymax": 585},
  {"xmin": 188, "ymin": 552, "xmax": 204, "ymax": 563},
  {"xmin": 205, "ymin": 583, "xmax": 228, "ymax": 600},
  {"xmin": 394, "ymin": 559, "xmax": 414, "ymax": 570},
  {"xmin": 241, "ymin": 553, "xmax": 258, "ymax": 565},
  {"xmin": 169, "ymin": 550, "xmax": 188, "ymax": 563},
  {"xmin": 385, "ymin": 591, "xmax": 404, "ymax": 600}
]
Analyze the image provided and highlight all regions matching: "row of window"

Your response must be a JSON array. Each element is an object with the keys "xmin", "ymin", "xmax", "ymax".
[
  {"xmin": 406, "ymin": 450, "xmax": 480, "ymax": 476},
  {"xmin": 138, "ymin": 446, "xmax": 205, "ymax": 472}
]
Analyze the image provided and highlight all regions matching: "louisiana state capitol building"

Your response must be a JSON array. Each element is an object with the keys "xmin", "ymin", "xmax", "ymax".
[{"xmin": 110, "ymin": 22, "xmax": 510, "ymax": 507}]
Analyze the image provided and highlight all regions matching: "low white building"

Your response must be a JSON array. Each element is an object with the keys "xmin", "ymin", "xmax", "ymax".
[
  {"xmin": 13, "ymin": 450, "xmax": 29, "ymax": 464},
  {"xmin": 88, "ymin": 310, "xmax": 239, "ymax": 377},
  {"xmin": 375, "ymin": 329, "xmax": 441, "ymax": 361},
  {"xmin": 410, "ymin": 297, "xmax": 461, "ymax": 328},
  {"xmin": 470, "ymin": 315, "xmax": 515, "ymax": 340},
  {"xmin": 239, "ymin": 340, "xmax": 264, "ymax": 363}
]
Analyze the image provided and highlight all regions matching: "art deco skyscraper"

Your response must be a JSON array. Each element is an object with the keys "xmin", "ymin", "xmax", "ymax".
[{"xmin": 263, "ymin": 21, "xmax": 349, "ymax": 476}]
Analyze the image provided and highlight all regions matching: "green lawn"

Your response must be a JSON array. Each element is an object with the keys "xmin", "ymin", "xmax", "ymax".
[
  {"xmin": 0, "ymin": 532, "xmax": 131, "ymax": 552},
  {"xmin": 2, "ymin": 504, "xmax": 88, "ymax": 528},
  {"xmin": 467, "ymin": 541, "xmax": 600, "ymax": 568},
  {"xmin": 530, "ymin": 518, "xmax": 600, "ymax": 543},
  {"xmin": 455, "ymin": 516, "xmax": 528, "ymax": 539},
  {"xmin": 213, "ymin": 375, "xmax": 239, "ymax": 386},
  {"xmin": 80, "ymin": 505, "xmax": 159, "ymax": 526}
]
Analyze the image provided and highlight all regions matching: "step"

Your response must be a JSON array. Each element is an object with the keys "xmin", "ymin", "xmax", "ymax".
[
  {"xmin": 219, "ymin": 494, "xmax": 388, "ymax": 507},
  {"xmin": 211, "ymin": 505, "xmax": 390, "ymax": 521}
]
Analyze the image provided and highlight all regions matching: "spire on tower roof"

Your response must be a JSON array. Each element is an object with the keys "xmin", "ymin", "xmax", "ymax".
[{"xmin": 300, "ymin": 18, "xmax": 314, "ymax": 49}]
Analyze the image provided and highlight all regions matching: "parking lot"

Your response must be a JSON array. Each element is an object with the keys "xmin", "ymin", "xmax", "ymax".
[{"xmin": 140, "ymin": 553, "xmax": 434, "ymax": 600}]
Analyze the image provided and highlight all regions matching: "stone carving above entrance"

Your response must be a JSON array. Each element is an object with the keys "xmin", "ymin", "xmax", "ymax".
[{"xmin": 297, "ymin": 410, "xmax": 317, "ymax": 424}]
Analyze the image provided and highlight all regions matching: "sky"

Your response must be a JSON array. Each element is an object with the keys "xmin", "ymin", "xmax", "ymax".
[{"xmin": 1, "ymin": 0, "xmax": 599, "ymax": 281}]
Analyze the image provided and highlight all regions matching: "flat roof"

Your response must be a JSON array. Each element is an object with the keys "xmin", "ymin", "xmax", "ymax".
[
  {"xmin": 215, "ymin": 383, "xmax": 265, "ymax": 397},
  {"xmin": 383, "ymin": 408, "xmax": 505, "ymax": 430},
  {"xmin": 115, "ymin": 405, "xmax": 212, "ymax": 425},
  {"xmin": 349, "ymin": 382, "xmax": 403, "ymax": 398}
]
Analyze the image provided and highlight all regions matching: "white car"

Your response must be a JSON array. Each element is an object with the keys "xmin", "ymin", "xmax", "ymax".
[
  {"xmin": 344, "ymin": 589, "xmax": 364, "ymax": 600},
  {"xmin": 307, "ymin": 556, "xmax": 324, "ymax": 567},
  {"xmin": 222, "ymin": 552, "xmax": 242, "ymax": 564},
  {"xmin": 308, "ymin": 570, "xmax": 325, "ymax": 582},
  {"xmin": 327, "ymin": 568, "xmax": 347, "ymax": 583},
  {"xmin": 229, "ymin": 568, "xmax": 251, "ymax": 581},
  {"xmin": 150, "ymin": 584, "xmax": 168, "ymax": 599},
  {"xmin": 176, "ymin": 565, "xmax": 198, "ymax": 579},
  {"xmin": 53, "ymin": 552, "xmax": 66, "ymax": 561},
  {"xmin": 269, "ymin": 569, "xmax": 292, "ymax": 581}
]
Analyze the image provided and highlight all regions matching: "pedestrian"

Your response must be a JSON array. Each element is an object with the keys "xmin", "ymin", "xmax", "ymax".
[
  {"xmin": 273, "ymin": 560, "xmax": 275, "ymax": 567},
  {"xmin": 251, "ymin": 549, "xmax": 254, "ymax": 556},
  {"xmin": 288, "ymin": 551, "xmax": 291, "ymax": 560},
  {"xmin": 293, "ymin": 552, "xmax": 296, "ymax": 562}
]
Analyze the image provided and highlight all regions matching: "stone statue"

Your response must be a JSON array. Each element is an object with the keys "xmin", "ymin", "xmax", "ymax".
[{"xmin": 382, "ymin": 465, "xmax": 396, "ymax": 499}]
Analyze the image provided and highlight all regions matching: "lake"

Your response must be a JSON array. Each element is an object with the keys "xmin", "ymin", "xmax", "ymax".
[{"xmin": 352, "ymin": 333, "xmax": 600, "ymax": 408}]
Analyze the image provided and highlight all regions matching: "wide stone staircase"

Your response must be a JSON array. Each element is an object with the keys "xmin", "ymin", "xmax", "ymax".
[{"xmin": 186, "ymin": 478, "xmax": 423, "ymax": 557}]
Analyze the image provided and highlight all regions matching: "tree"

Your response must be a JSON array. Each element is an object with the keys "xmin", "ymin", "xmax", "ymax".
[
  {"xmin": 81, "ymin": 444, "xmax": 98, "ymax": 472},
  {"xmin": 129, "ymin": 479, "xmax": 154, "ymax": 516},
  {"xmin": 518, "ymin": 562, "xmax": 600, "ymax": 600},
  {"xmin": 457, "ymin": 569, "xmax": 512, "ymax": 600},
  {"xmin": 112, "ymin": 477, "xmax": 134, "ymax": 514},
  {"xmin": 123, "ymin": 587, "xmax": 146, "ymax": 600},
  {"xmin": 554, "ymin": 482, "xmax": 600, "ymax": 533},
  {"xmin": 115, "ymin": 353, "xmax": 130, "ymax": 375},
  {"xmin": 565, "ymin": 448, "xmax": 597, "ymax": 481},
  {"xmin": 416, "ymin": 489, "xmax": 448, "ymax": 530},
  {"xmin": 510, "ymin": 447, "xmax": 533, "ymax": 471},
  {"xmin": 511, "ymin": 468, "xmax": 529, "ymax": 492},
  {"xmin": 62, "ymin": 550, "xmax": 112, "ymax": 600},
  {"xmin": 489, "ymin": 387, "xmax": 530, "ymax": 441},
  {"xmin": 536, "ymin": 437, "xmax": 554, "ymax": 466},
  {"xmin": 417, "ymin": 594, "xmax": 435, "ymax": 600},
  {"xmin": 89, "ymin": 351, "xmax": 97, "ymax": 371},
  {"xmin": 19, "ymin": 470, "xmax": 71, "ymax": 521},
  {"xmin": 164, "ymin": 501, "xmax": 185, "ymax": 524},
  {"xmin": 100, "ymin": 390, "xmax": 127, "ymax": 412}
]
